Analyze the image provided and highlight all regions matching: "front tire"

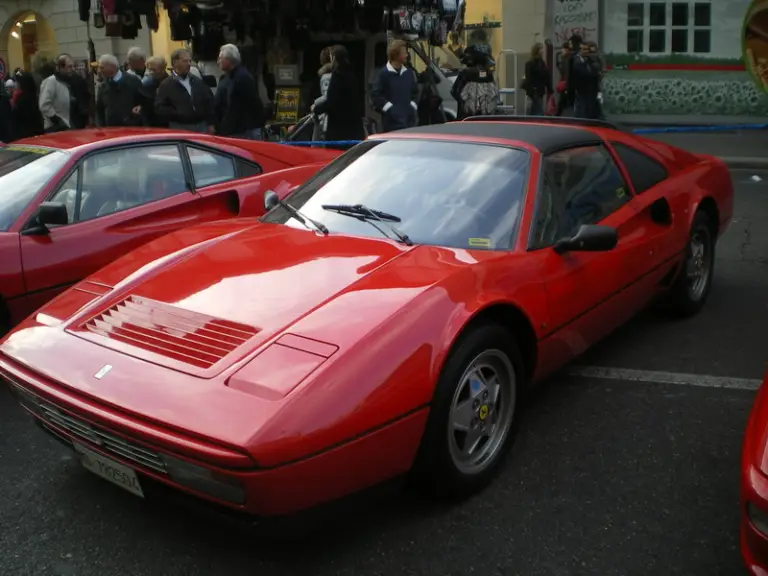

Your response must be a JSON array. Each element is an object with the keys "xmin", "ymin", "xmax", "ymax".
[
  {"xmin": 665, "ymin": 209, "xmax": 716, "ymax": 317},
  {"xmin": 411, "ymin": 323, "xmax": 522, "ymax": 498}
]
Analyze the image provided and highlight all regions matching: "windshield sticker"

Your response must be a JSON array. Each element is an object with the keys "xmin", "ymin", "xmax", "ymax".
[
  {"xmin": 5, "ymin": 145, "xmax": 51, "ymax": 155},
  {"xmin": 468, "ymin": 238, "xmax": 491, "ymax": 248}
]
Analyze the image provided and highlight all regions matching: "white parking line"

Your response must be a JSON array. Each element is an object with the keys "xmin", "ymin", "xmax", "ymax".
[{"xmin": 567, "ymin": 365, "xmax": 762, "ymax": 391}]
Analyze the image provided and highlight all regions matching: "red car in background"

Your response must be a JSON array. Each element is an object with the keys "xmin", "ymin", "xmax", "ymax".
[
  {"xmin": 0, "ymin": 129, "xmax": 338, "ymax": 331},
  {"xmin": 741, "ymin": 369, "xmax": 768, "ymax": 575}
]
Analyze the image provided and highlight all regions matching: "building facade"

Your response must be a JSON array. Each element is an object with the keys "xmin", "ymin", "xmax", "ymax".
[{"xmin": 0, "ymin": 0, "xmax": 184, "ymax": 78}]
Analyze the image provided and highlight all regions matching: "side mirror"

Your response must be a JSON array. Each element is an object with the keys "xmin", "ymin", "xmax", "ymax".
[
  {"xmin": 202, "ymin": 74, "xmax": 217, "ymax": 89},
  {"xmin": 553, "ymin": 224, "xmax": 617, "ymax": 254},
  {"xmin": 24, "ymin": 201, "xmax": 68, "ymax": 235},
  {"xmin": 264, "ymin": 190, "xmax": 280, "ymax": 211}
]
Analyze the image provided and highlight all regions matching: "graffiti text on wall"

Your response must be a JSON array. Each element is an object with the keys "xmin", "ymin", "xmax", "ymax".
[{"xmin": 553, "ymin": 0, "xmax": 598, "ymax": 45}]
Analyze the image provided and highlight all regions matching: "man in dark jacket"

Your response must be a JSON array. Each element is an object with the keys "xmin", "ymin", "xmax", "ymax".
[
  {"xmin": 215, "ymin": 43, "xmax": 264, "ymax": 139},
  {"xmin": 155, "ymin": 48, "xmax": 215, "ymax": 133},
  {"xmin": 141, "ymin": 55, "xmax": 169, "ymax": 127},
  {"xmin": 571, "ymin": 42, "xmax": 602, "ymax": 119},
  {"xmin": 96, "ymin": 53, "xmax": 144, "ymax": 127},
  {"xmin": 371, "ymin": 40, "xmax": 419, "ymax": 133}
]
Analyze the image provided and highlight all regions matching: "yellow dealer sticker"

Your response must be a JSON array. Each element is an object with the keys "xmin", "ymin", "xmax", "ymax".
[
  {"xmin": 5, "ymin": 145, "xmax": 50, "ymax": 154},
  {"xmin": 468, "ymin": 238, "xmax": 491, "ymax": 248}
]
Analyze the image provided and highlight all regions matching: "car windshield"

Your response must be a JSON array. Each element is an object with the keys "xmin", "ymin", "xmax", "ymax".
[
  {"xmin": 0, "ymin": 145, "xmax": 70, "ymax": 232},
  {"xmin": 262, "ymin": 139, "xmax": 530, "ymax": 250}
]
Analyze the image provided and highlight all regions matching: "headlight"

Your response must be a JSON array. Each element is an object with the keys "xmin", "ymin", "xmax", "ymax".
[{"xmin": 161, "ymin": 453, "xmax": 246, "ymax": 505}]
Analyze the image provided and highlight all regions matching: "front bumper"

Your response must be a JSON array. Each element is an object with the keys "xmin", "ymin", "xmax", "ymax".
[{"xmin": 2, "ymin": 363, "xmax": 427, "ymax": 518}]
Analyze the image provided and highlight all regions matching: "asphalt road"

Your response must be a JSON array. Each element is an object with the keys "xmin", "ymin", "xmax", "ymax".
[{"xmin": 1, "ymin": 168, "xmax": 767, "ymax": 575}]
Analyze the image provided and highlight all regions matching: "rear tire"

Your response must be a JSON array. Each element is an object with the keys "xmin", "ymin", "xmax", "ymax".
[
  {"xmin": 664, "ymin": 209, "xmax": 716, "ymax": 318},
  {"xmin": 411, "ymin": 323, "xmax": 523, "ymax": 499}
]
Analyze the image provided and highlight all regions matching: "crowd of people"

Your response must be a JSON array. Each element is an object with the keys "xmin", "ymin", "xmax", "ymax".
[
  {"xmin": 0, "ymin": 43, "xmax": 265, "ymax": 142},
  {"xmin": 0, "ymin": 34, "xmax": 604, "ymax": 146},
  {"xmin": 522, "ymin": 34, "xmax": 606, "ymax": 121}
]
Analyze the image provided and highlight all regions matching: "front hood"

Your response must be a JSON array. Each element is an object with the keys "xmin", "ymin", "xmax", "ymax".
[{"xmin": 62, "ymin": 224, "xmax": 414, "ymax": 377}]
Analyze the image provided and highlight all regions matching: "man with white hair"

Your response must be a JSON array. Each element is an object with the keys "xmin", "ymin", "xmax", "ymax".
[
  {"xmin": 125, "ymin": 46, "xmax": 147, "ymax": 79},
  {"xmin": 140, "ymin": 55, "xmax": 170, "ymax": 127},
  {"xmin": 95, "ymin": 53, "xmax": 144, "ymax": 127},
  {"xmin": 214, "ymin": 43, "xmax": 264, "ymax": 139}
]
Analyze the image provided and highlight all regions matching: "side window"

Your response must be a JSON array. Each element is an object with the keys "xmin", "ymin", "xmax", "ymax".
[
  {"xmin": 531, "ymin": 145, "xmax": 630, "ymax": 249},
  {"xmin": 58, "ymin": 145, "xmax": 188, "ymax": 224},
  {"xmin": 187, "ymin": 147, "xmax": 236, "ymax": 187},
  {"xmin": 49, "ymin": 169, "xmax": 80, "ymax": 224},
  {"xmin": 610, "ymin": 142, "xmax": 669, "ymax": 194},
  {"xmin": 235, "ymin": 158, "xmax": 263, "ymax": 178}
]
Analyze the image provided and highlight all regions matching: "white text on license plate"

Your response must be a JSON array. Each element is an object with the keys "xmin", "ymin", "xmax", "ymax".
[{"xmin": 73, "ymin": 443, "xmax": 144, "ymax": 498}]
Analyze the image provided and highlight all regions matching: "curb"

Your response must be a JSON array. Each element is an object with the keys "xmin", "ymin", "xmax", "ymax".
[{"xmin": 719, "ymin": 157, "xmax": 768, "ymax": 169}]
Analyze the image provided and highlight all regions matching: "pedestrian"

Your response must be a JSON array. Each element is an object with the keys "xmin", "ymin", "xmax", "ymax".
[
  {"xmin": 154, "ymin": 48, "xmax": 215, "ymax": 133},
  {"xmin": 0, "ymin": 82, "xmax": 13, "ymax": 142},
  {"xmin": 10, "ymin": 71, "xmax": 44, "ymax": 140},
  {"xmin": 63, "ymin": 64, "xmax": 91, "ymax": 129},
  {"xmin": 556, "ymin": 42, "xmax": 573, "ymax": 117},
  {"xmin": 95, "ymin": 53, "xmax": 144, "ymax": 127},
  {"xmin": 38, "ymin": 53, "xmax": 74, "ymax": 133},
  {"xmin": 125, "ymin": 47, "xmax": 147, "ymax": 80},
  {"xmin": 587, "ymin": 42, "xmax": 607, "ymax": 120},
  {"xmin": 311, "ymin": 46, "xmax": 333, "ymax": 141},
  {"xmin": 564, "ymin": 34, "xmax": 583, "ymax": 117},
  {"xmin": 451, "ymin": 44, "xmax": 498, "ymax": 119},
  {"xmin": 371, "ymin": 39, "xmax": 418, "ymax": 132},
  {"xmin": 311, "ymin": 45, "xmax": 365, "ymax": 149},
  {"xmin": 214, "ymin": 43, "xmax": 264, "ymax": 139},
  {"xmin": 140, "ymin": 56, "xmax": 169, "ymax": 127},
  {"xmin": 571, "ymin": 41, "xmax": 602, "ymax": 119},
  {"xmin": 522, "ymin": 42, "xmax": 553, "ymax": 116}
]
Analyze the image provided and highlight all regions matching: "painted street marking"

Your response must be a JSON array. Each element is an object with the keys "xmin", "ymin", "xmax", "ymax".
[{"xmin": 568, "ymin": 365, "xmax": 762, "ymax": 391}]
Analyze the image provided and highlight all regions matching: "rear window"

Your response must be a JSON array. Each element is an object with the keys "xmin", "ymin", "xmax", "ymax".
[{"xmin": 0, "ymin": 145, "xmax": 70, "ymax": 231}]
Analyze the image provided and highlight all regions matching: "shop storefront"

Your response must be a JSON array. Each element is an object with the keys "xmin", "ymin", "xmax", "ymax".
[{"xmin": 540, "ymin": 0, "xmax": 768, "ymax": 116}]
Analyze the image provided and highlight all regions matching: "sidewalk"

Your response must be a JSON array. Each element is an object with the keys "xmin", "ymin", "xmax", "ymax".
[
  {"xmin": 638, "ymin": 130, "xmax": 768, "ymax": 169},
  {"xmin": 608, "ymin": 114, "xmax": 767, "ymax": 127}
]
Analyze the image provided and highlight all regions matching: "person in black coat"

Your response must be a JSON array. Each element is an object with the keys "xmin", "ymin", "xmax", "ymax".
[
  {"xmin": 215, "ymin": 43, "xmax": 264, "ymax": 139},
  {"xmin": 10, "ymin": 71, "xmax": 43, "ymax": 140},
  {"xmin": 523, "ymin": 42, "xmax": 553, "ymax": 116},
  {"xmin": 312, "ymin": 45, "xmax": 365, "ymax": 150},
  {"xmin": 371, "ymin": 40, "xmax": 419, "ymax": 132},
  {"xmin": 96, "ymin": 53, "xmax": 144, "ymax": 127}
]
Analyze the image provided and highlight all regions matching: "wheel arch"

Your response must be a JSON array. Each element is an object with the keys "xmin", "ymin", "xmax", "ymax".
[
  {"xmin": 451, "ymin": 302, "xmax": 538, "ymax": 386},
  {"xmin": 696, "ymin": 196, "xmax": 720, "ymax": 235}
]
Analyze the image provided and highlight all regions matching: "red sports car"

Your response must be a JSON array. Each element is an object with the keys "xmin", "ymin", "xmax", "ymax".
[
  {"xmin": 0, "ymin": 128, "xmax": 338, "ymax": 332},
  {"xmin": 0, "ymin": 118, "xmax": 734, "ymax": 519},
  {"xmin": 742, "ymin": 369, "xmax": 768, "ymax": 575}
]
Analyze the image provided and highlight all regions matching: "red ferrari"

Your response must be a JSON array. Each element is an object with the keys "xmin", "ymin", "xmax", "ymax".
[
  {"xmin": 0, "ymin": 117, "xmax": 734, "ymax": 519},
  {"xmin": 742, "ymin": 370, "xmax": 768, "ymax": 575},
  {"xmin": 0, "ymin": 128, "xmax": 338, "ymax": 332}
]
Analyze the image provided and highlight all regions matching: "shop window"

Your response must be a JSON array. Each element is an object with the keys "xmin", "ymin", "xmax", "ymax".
[
  {"xmin": 627, "ymin": 3, "xmax": 645, "ymax": 26},
  {"xmin": 649, "ymin": 29, "xmax": 666, "ymax": 52},
  {"xmin": 625, "ymin": 1, "xmax": 711, "ymax": 55},
  {"xmin": 671, "ymin": 3, "xmax": 688, "ymax": 26},
  {"xmin": 627, "ymin": 29, "xmax": 644, "ymax": 53},
  {"xmin": 649, "ymin": 3, "xmax": 666, "ymax": 26},
  {"xmin": 671, "ymin": 29, "xmax": 688, "ymax": 52}
]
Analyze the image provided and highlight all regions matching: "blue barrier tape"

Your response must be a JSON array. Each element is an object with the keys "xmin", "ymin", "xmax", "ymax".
[
  {"xmin": 279, "ymin": 122, "xmax": 768, "ymax": 147},
  {"xmin": 632, "ymin": 123, "xmax": 768, "ymax": 134}
]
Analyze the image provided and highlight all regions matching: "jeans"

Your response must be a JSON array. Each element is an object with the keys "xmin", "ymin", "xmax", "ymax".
[
  {"xmin": 527, "ymin": 96, "xmax": 544, "ymax": 116},
  {"xmin": 231, "ymin": 128, "xmax": 263, "ymax": 140},
  {"xmin": 169, "ymin": 121, "xmax": 208, "ymax": 133}
]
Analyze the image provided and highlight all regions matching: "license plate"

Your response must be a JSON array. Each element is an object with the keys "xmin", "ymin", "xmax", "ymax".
[{"xmin": 73, "ymin": 443, "xmax": 145, "ymax": 498}]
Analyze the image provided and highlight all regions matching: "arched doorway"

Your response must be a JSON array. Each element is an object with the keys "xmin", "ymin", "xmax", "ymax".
[{"xmin": 0, "ymin": 11, "xmax": 58, "ymax": 77}]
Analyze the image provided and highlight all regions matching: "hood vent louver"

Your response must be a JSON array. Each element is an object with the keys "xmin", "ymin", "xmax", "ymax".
[{"xmin": 80, "ymin": 295, "xmax": 259, "ymax": 369}]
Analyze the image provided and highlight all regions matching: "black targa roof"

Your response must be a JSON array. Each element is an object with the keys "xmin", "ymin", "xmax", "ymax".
[{"xmin": 391, "ymin": 121, "xmax": 605, "ymax": 154}]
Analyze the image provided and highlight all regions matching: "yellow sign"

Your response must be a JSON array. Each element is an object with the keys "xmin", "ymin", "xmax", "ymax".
[
  {"xmin": 275, "ymin": 87, "xmax": 301, "ymax": 123},
  {"xmin": 5, "ymin": 145, "xmax": 50, "ymax": 154},
  {"xmin": 468, "ymin": 237, "xmax": 492, "ymax": 248}
]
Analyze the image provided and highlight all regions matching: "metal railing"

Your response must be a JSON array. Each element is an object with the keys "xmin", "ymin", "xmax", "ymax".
[{"xmin": 497, "ymin": 49, "xmax": 519, "ymax": 115}]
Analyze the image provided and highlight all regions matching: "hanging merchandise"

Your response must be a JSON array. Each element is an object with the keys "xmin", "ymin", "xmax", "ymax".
[
  {"xmin": 383, "ymin": 0, "xmax": 457, "ymax": 46},
  {"xmin": 93, "ymin": 0, "xmax": 105, "ymax": 28},
  {"xmin": 192, "ymin": 7, "xmax": 225, "ymax": 61},
  {"xmin": 169, "ymin": 3, "xmax": 195, "ymax": 41},
  {"xmin": 78, "ymin": 0, "xmax": 91, "ymax": 22}
]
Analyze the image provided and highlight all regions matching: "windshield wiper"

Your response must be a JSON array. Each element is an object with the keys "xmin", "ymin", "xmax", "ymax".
[
  {"xmin": 321, "ymin": 204, "xmax": 413, "ymax": 246},
  {"xmin": 278, "ymin": 199, "xmax": 329, "ymax": 235}
]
